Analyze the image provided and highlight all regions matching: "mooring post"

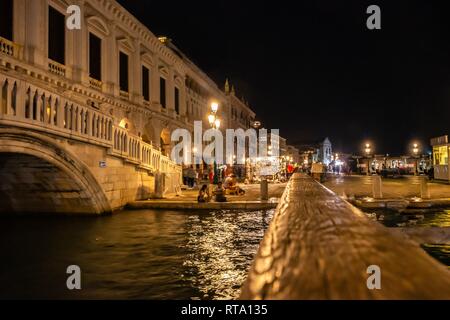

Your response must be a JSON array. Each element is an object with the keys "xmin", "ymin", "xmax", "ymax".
[
  {"xmin": 155, "ymin": 172, "xmax": 166, "ymax": 199},
  {"xmin": 260, "ymin": 179, "xmax": 269, "ymax": 201},
  {"xmin": 372, "ymin": 175, "xmax": 383, "ymax": 199},
  {"xmin": 420, "ymin": 176, "xmax": 430, "ymax": 199}
]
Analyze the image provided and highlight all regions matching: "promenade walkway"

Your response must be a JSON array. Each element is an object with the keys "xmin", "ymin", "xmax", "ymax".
[
  {"xmin": 127, "ymin": 183, "xmax": 287, "ymax": 211},
  {"xmin": 324, "ymin": 175, "xmax": 450, "ymax": 199}
]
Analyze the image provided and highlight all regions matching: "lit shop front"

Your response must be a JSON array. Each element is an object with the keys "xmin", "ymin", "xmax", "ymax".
[{"xmin": 431, "ymin": 135, "xmax": 449, "ymax": 180}]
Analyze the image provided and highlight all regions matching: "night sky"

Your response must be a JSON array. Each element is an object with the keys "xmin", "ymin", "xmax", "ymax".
[{"xmin": 118, "ymin": 0, "xmax": 450, "ymax": 155}]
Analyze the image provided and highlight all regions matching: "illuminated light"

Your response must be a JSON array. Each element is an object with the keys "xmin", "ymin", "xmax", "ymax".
[
  {"xmin": 214, "ymin": 119, "xmax": 221, "ymax": 129},
  {"xmin": 192, "ymin": 147, "xmax": 197, "ymax": 153},
  {"xmin": 211, "ymin": 102, "xmax": 219, "ymax": 113},
  {"xmin": 208, "ymin": 114, "xmax": 215, "ymax": 125},
  {"xmin": 119, "ymin": 119, "xmax": 128, "ymax": 129},
  {"xmin": 158, "ymin": 36, "xmax": 168, "ymax": 44}
]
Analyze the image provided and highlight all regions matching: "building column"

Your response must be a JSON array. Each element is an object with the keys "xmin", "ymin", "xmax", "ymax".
[
  {"xmin": 24, "ymin": 0, "xmax": 46, "ymax": 68},
  {"xmin": 179, "ymin": 76, "xmax": 187, "ymax": 118},
  {"xmin": 167, "ymin": 67, "xmax": 175, "ymax": 116},
  {"xmin": 130, "ymin": 38, "xmax": 141, "ymax": 104},
  {"xmin": 150, "ymin": 56, "xmax": 160, "ymax": 106},
  {"xmin": 70, "ymin": 0, "xmax": 88, "ymax": 85},
  {"xmin": 105, "ymin": 21, "xmax": 119, "ymax": 96},
  {"xmin": 13, "ymin": 0, "xmax": 26, "ymax": 58}
]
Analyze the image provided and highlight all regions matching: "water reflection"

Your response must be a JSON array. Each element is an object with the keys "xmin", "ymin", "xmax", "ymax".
[
  {"xmin": 0, "ymin": 209, "xmax": 273, "ymax": 300},
  {"xmin": 361, "ymin": 208, "xmax": 450, "ymax": 267},
  {"xmin": 182, "ymin": 210, "xmax": 273, "ymax": 300}
]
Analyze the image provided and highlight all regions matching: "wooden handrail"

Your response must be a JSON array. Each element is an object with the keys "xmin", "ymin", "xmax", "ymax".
[{"xmin": 241, "ymin": 173, "xmax": 450, "ymax": 300}]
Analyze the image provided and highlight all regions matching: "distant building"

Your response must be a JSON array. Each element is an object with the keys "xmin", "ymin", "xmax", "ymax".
[
  {"xmin": 296, "ymin": 137, "xmax": 333, "ymax": 166},
  {"xmin": 286, "ymin": 145, "xmax": 300, "ymax": 164},
  {"xmin": 431, "ymin": 135, "xmax": 449, "ymax": 180},
  {"xmin": 318, "ymin": 137, "xmax": 333, "ymax": 165}
]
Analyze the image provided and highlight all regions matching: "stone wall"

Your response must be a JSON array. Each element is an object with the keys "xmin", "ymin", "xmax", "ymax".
[{"xmin": 65, "ymin": 140, "xmax": 157, "ymax": 211}]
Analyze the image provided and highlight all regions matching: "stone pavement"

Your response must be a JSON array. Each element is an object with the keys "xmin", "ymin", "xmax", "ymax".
[
  {"xmin": 127, "ymin": 183, "xmax": 287, "ymax": 211},
  {"xmin": 165, "ymin": 182, "xmax": 287, "ymax": 202},
  {"xmin": 323, "ymin": 175, "xmax": 450, "ymax": 199}
]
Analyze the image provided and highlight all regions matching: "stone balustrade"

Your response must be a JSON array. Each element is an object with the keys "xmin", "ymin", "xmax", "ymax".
[
  {"xmin": 48, "ymin": 59, "xmax": 67, "ymax": 78},
  {"xmin": 241, "ymin": 173, "xmax": 450, "ymax": 300},
  {"xmin": 89, "ymin": 77, "xmax": 103, "ymax": 91},
  {"xmin": 0, "ymin": 73, "xmax": 180, "ymax": 179},
  {"xmin": 0, "ymin": 36, "xmax": 20, "ymax": 59}
]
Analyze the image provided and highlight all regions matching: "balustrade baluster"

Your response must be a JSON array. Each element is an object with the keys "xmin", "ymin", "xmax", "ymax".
[
  {"xmin": 56, "ymin": 98, "xmax": 65, "ymax": 128},
  {"xmin": 4, "ymin": 80, "xmax": 12, "ymax": 116},
  {"xmin": 76, "ymin": 106, "xmax": 82, "ymax": 133},
  {"xmin": 14, "ymin": 82, "xmax": 27, "ymax": 118},
  {"xmin": 35, "ymin": 91, "xmax": 42, "ymax": 122}
]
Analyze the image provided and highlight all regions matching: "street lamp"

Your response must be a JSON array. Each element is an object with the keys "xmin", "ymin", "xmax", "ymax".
[
  {"xmin": 214, "ymin": 119, "xmax": 221, "ymax": 130},
  {"xmin": 211, "ymin": 102, "xmax": 219, "ymax": 114},
  {"xmin": 365, "ymin": 143, "xmax": 372, "ymax": 175},
  {"xmin": 209, "ymin": 102, "xmax": 220, "ymax": 184},
  {"xmin": 412, "ymin": 143, "xmax": 420, "ymax": 175}
]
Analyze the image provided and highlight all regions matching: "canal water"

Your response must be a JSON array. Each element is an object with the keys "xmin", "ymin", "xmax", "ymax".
[
  {"xmin": 363, "ymin": 208, "xmax": 450, "ymax": 267},
  {"xmin": 0, "ymin": 209, "xmax": 274, "ymax": 300}
]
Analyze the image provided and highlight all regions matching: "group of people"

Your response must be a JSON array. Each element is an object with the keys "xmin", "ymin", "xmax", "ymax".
[
  {"xmin": 183, "ymin": 166, "xmax": 197, "ymax": 188},
  {"xmin": 197, "ymin": 182, "xmax": 227, "ymax": 203},
  {"xmin": 197, "ymin": 174, "xmax": 246, "ymax": 203}
]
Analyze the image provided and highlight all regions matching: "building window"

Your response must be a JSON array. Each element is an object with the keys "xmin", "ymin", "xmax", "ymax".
[
  {"xmin": 0, "ymin": 0, "xmax": 13, "ymax": 41},
  {"xmin": 174, "ymin": 87, "xmax": 180, "ymax": 114},
  {"xmin": 142, "ymin": 66, "xmax": 150, "ymax": 102},
  {"xmin": 48, "ymin": 6, "xmax": 65, "ymax": 65},
  {"xmin": 160, "ymin": 77, "xmax": 166, "ymax": 108},
  {"xmin": 89, "ymin": 33, "xmax": 102, "ymax": 81},
  {"xmin": 119, "ymin": 51, "xmax": 129, "ymax": 92}
]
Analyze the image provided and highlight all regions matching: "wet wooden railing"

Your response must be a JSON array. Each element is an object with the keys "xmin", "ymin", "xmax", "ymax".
[{"xmin": 241, "ymin": 173, "xmax": 450, "ymax": 300}]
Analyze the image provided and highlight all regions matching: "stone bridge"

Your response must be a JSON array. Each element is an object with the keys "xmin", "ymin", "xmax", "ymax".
[{"xmin": 0, "ymin": 73, "xmax": 181, "ymax": 215}]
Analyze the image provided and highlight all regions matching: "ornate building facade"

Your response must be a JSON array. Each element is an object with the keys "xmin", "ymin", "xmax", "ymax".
[{"xmin": 0, "ymin": 0, "xmax": 258, "ymax": 214}]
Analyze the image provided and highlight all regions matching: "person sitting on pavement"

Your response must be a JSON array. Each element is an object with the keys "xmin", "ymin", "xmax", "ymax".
[
  {"xmin": 224, "ymin": 174, "xmax": 245, "ymax": 195},
  {"xmin": 197, "ymin": 184, "xmax": 210, "ymax": 203},
  {"xmin": 213, "ymin": 182, "xmax": 227, "ymax": 202}
]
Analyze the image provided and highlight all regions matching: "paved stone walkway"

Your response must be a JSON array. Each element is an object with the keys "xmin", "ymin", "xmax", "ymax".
[
  {"xmin": 167, "ymin": 182, "xmax": 287, "ymax": 202},
  {"xmin": 323, "ymin": 175, "xmax": 450, "ymax": 199},
  {"xmin": 128, "ymin": 183, "xmax": 287, "ymax": 211}
]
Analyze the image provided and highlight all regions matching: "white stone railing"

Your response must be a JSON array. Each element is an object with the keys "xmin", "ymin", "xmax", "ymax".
[
  {"xmin": 0, "ymin": 73, "xmax": 112, "ymax": 146},
  {"xmin": 0, "ymin": 37, "xmax": 20, "ymax": 58},
  {"xmin": 111, "ymin": 125, "xmax": 174, "ymax": 174},
  {"xmin": 48, "ymin": 59, "xmax": 66, "ymax": 77},
  {"xmin": 0, "ymin": 73, "xmax": 181, "ymax": 177}
]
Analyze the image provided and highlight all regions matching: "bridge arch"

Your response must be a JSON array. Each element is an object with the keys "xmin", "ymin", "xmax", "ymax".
[{"xmin": 0, "ymin": 128, "xmax": 112, "ymax": 215}]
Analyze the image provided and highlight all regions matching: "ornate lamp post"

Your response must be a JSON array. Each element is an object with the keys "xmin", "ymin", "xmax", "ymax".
[
  {"xmin": 365, "ymin": 143, "xmax": 372, "ymax": 175},
  {"xmin": 412, "ymin": 143, "xmax": 420, "ymax": 175},
  {"xmin": 208, "ymin": 102, "xmax": 220, "ymax": 184}
]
